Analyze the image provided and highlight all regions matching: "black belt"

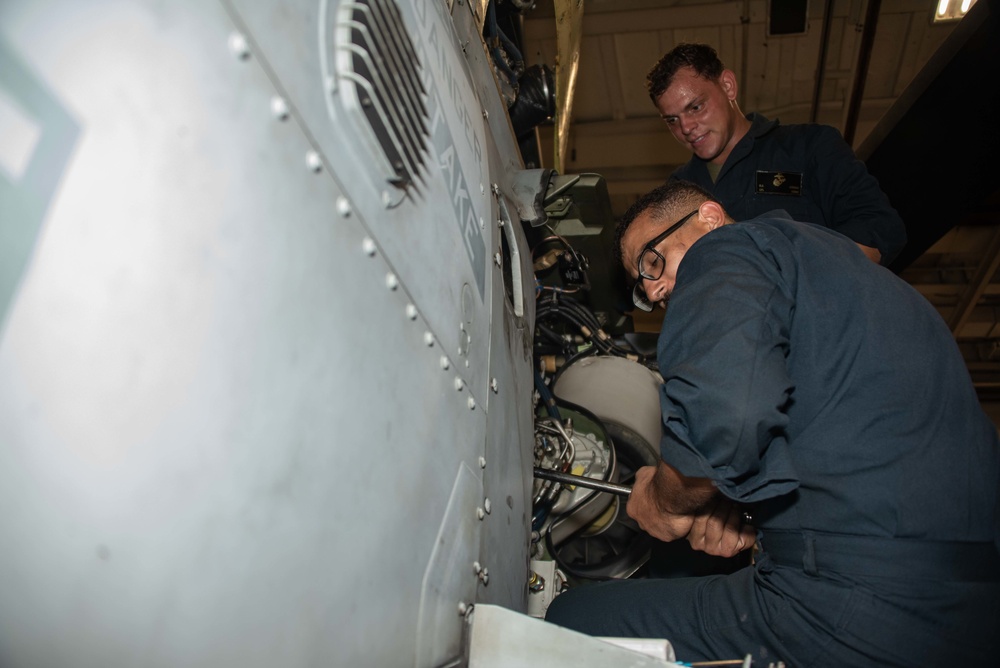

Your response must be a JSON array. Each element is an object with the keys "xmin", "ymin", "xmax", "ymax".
[{"xmin": 760, "ymin": 530, "xmax": 1000, "ymax": 582}]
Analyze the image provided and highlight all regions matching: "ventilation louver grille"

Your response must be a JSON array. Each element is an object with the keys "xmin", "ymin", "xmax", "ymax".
[{"xmin": 339, "ymin": 0, "xmax": 429, "ymax": 190}]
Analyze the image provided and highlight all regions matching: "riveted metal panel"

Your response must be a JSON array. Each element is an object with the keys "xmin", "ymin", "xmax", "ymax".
[
  {"xmin": 0, "ymin": 0, "xmax": 533, "ymax": 666},
  {"xmin": 226, "ymin": 0, "xmax": 495, "ymax": 403}
]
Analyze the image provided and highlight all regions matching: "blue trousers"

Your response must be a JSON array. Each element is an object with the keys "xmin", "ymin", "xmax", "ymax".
[{"xmin": 544, "ymin": 554, "xmax": 1000, "ymax": 667}]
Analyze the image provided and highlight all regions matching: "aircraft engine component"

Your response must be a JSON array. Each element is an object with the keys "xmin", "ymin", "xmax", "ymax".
[
  {"xmin": 553, "ymin": 355, "xmax": 664, "ymax": 459},
  {"xmin": 530, "ymin": 355, "xmax": 666, "ymax": 581},
  {"xmin": 532, "ymin": 413, "xmax": 617, "ymax": 546}
]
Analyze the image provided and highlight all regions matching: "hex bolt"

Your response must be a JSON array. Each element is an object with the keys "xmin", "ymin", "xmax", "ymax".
[
  {"xmin": 484, "ymin": 498, "xmax": 492, "ymax": 514},
  {"xmin": 468, "ymin": 396, "xmax": 476, "ymax": 410},
  {"xmin": 406, "ymin": 304, "xmax": 418, "ymax": 321},
  {"xmin": 361, "ymin": 237, "xmax": 376, "ymax": 256},
  {"xmin": 337, "ymin": 197, "xmax": 352, "ymax": 217},
  {"xmin": 492, "ymin": 183, "xmax": 500, "ymax": 196},
  {"xmin": 228, "ymin": 33, "xmax": 250, "ymax": 60},
  {"xmin": 490, "ymin": 378, "xmax": 499, "ymax": 393},
  {"xmin": 494, "ymin": 252, "xmax": 502, "ymax": 266},
  {"xmin": 483, "ymin": 109, "xmax": 489, "ymax": 119},
  {"xmin": 385, "ymin": 273, "xmax": 399, "ymax": 291},
  {"xmin": 473, "ymin": 561, "xmax": 482, "ymax": 574},
  {"xmin": 479, "ymin": 456, "xmax": 486, "ymax": 469},
  {"xmin": 477, "ymin": 507, "xmax": 485, "ymax": 520},
  {"xmin": 306, "ymin": 151, "xmax": 322, "ymax": 173},
  {"xmin": 440, "ymin": 356, "xmax": 450, "ymax": 370},
  {"xmin": 270, "ymin": 96, "xmax": 289, "ymax": 121},
  {"xmin": 424, "ymin": 332, "xmax": 435, "ymax": 347},
  {"xmin": 454, "ymin": 377, "xmax": 465, "ymax": 392},
  {"xmin": 457, "ymin": 602, "xmax": 468, "ymax": 615}
]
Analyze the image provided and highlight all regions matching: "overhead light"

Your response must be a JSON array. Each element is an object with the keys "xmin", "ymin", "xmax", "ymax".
[{"xmin": 934, "ymin": 0, "xmax": 976, "ymax": 21}]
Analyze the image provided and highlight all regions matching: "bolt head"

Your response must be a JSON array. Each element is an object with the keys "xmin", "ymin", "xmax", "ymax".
[
  {"xmin": 478, "ymin": 456, "xmax": 486, "ymax": 469},
  {"xmin": 468, "ymin": 396, "xmax": 476, "ymax": 410},
  {"xmin": 361, "ymin": 237, "xmax": 376, "ymax": 256},
  {"xmin": 228, "ymin": 33, "xmax": 250, "ymax": 60},
  {"xmin": 424, "ymin": 332, "xmax": 435, "ymax": 347},
  {"xmin": 440, "ymin": 356, "xmax": 450, "ymax": 370},
  {"xmin": 385, "ymin": 273, "xmax": 399, "ymax": 290},
  {"xmin": 306, "ymin": 151, "xmax": 322, "ymax": 172},
  {"xmin": 271, "ymin": 96, "xmax": 289, "ymax": 121},
  {"xmin": 490, "ymin": 378, "xmax": 499, "ymax": 393},
  {"xmin": 337, "ymin": 197, "xmax": 352, "ymax": 217},
  {"xmin": 454, "ymin": 377, "xmax": 465, "ymax": 392},
  {"xmin": 484, "ymin": 497, "xmax": 491, "ymax": 514},
  {"xmin": 477, "ymin": 507, "xmax": 485, "ymax": 520},
  {"xmin": 406, "ymin": 304, "xmax": 418, "ymax": 321}
]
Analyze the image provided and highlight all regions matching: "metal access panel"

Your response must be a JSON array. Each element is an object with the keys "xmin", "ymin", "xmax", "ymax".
[{"xmin": 0, "ymin": 1, "xmax": 536, "ymax": 666}]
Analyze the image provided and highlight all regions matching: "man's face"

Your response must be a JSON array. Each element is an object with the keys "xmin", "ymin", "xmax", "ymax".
[
  {"xmin": 653, "ymin": 67, "xmax": 740, "ymax": 164},
  {"xmin": 621, "ymin": 210, "xmax": 692, "ymax": 311}
]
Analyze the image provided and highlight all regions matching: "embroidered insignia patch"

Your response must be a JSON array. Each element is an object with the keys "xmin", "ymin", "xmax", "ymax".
[{"xmin": 756, "ymin": 171, "xmax": 802, "ymax": 195}]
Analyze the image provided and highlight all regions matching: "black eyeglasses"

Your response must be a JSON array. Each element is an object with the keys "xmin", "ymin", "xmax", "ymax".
[{"xmin": 631, "ymin": 210, "xmax": 698, "ymax": 312}]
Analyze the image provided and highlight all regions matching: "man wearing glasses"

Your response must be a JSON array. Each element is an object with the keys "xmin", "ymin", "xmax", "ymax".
[{"xmin": 545, "ymin": 181, "xmax": 1000, "ymax": 666}]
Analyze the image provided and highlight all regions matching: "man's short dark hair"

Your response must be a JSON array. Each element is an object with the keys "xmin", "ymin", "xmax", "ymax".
[
  {"xmin": 614, "ymin": 181, "xmax": 717, "ymax": 270},
  {"xmin": 646, "ymin": 43, "xmax": 725, "ymax": 102}
]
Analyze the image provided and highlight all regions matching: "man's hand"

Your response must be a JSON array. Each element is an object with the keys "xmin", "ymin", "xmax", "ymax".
[
  {"xmin": 686, "ymin": 496, "xmax": 756, "ymax": 558},
  {"xmin": 626, "ymin": 465, "xmax": 695, "ymax": 542},
  {"xmin": 626, "ymin": 462, "xmax": 755, "ymax": 557}
]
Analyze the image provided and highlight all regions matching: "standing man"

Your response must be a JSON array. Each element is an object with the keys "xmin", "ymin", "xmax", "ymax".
[
  {"xmin": 545, "ymin": 181, "xmax": 1000, "ymax": 666},
  {"xmin": 648, "ymin": 43, "xmax": 905, "ymax": 265}
]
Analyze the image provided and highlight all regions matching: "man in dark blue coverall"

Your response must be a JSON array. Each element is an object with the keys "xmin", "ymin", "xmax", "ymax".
[
  {"xmin": 545, "ymin": 181, "xmax": 1000, "ymax": 666},
  {"xmin": 649, "ymin": 43, "xmax": 906, "ymax": 266}
]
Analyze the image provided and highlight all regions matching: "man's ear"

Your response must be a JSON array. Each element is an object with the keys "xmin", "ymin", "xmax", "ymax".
[
  {"xmin": 719, "ymin": 69, "xmax": 739, "ymax": 101},
  {"xmin": 698, "ymin": 200, "xmax": 727, "ymax": 230}
]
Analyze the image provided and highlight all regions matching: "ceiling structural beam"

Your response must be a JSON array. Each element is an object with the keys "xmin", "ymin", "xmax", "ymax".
[
  {"xmin": 949, "ymin": 226, "xmax": 1000, "ymax": 335},
  {"xmin": 740, "ymin": 0, "xmax": 751, "ymax": 111},
  {"xmin": 522, "ymin": 1, "xmax": 747, "ymax": 41},
  {"xmin": 809, "ymin": 0, "xmax": 835, "ymax": 123},
  {"xmin": 843, "ymin": 0, "xmax": 882, "ymax": 146}
]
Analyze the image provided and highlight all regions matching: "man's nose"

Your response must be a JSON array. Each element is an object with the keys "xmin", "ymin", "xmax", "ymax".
[
  {"xmin": 644, "ymin": 275, "xmax": 670, "ymax": 305},
  {"xmin": 679, "ymin": 115, "xmax": 697, "ymax": 135}
]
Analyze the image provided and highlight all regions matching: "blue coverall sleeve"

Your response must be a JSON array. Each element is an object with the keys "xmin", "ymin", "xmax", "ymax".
[
  {"xmin": 656, "ymin": 229, "xmax": 801, "ymax": 503},
  {"xmin": 808, "ymin": 126, "xmax": 906, "ymax": 265}
]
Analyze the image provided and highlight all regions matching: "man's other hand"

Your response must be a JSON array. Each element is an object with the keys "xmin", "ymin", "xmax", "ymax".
[
  {"xmin": 626, "ymin": 463, "xmax": 756, "ymax": 556},
  {"xmin": 686, "ymin": 497, "xmax": 757, "ymax": 557}
]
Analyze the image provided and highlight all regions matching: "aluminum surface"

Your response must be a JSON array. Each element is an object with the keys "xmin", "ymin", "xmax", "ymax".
[{"xmin": 0, "ymin": 1, "xmax": 535, "ymax": 666}]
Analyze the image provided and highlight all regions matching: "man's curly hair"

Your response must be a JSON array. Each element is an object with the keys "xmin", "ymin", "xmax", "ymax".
[{"xmin": 646, "ymin": 43, "xmax": 725, "ymax": 102}]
